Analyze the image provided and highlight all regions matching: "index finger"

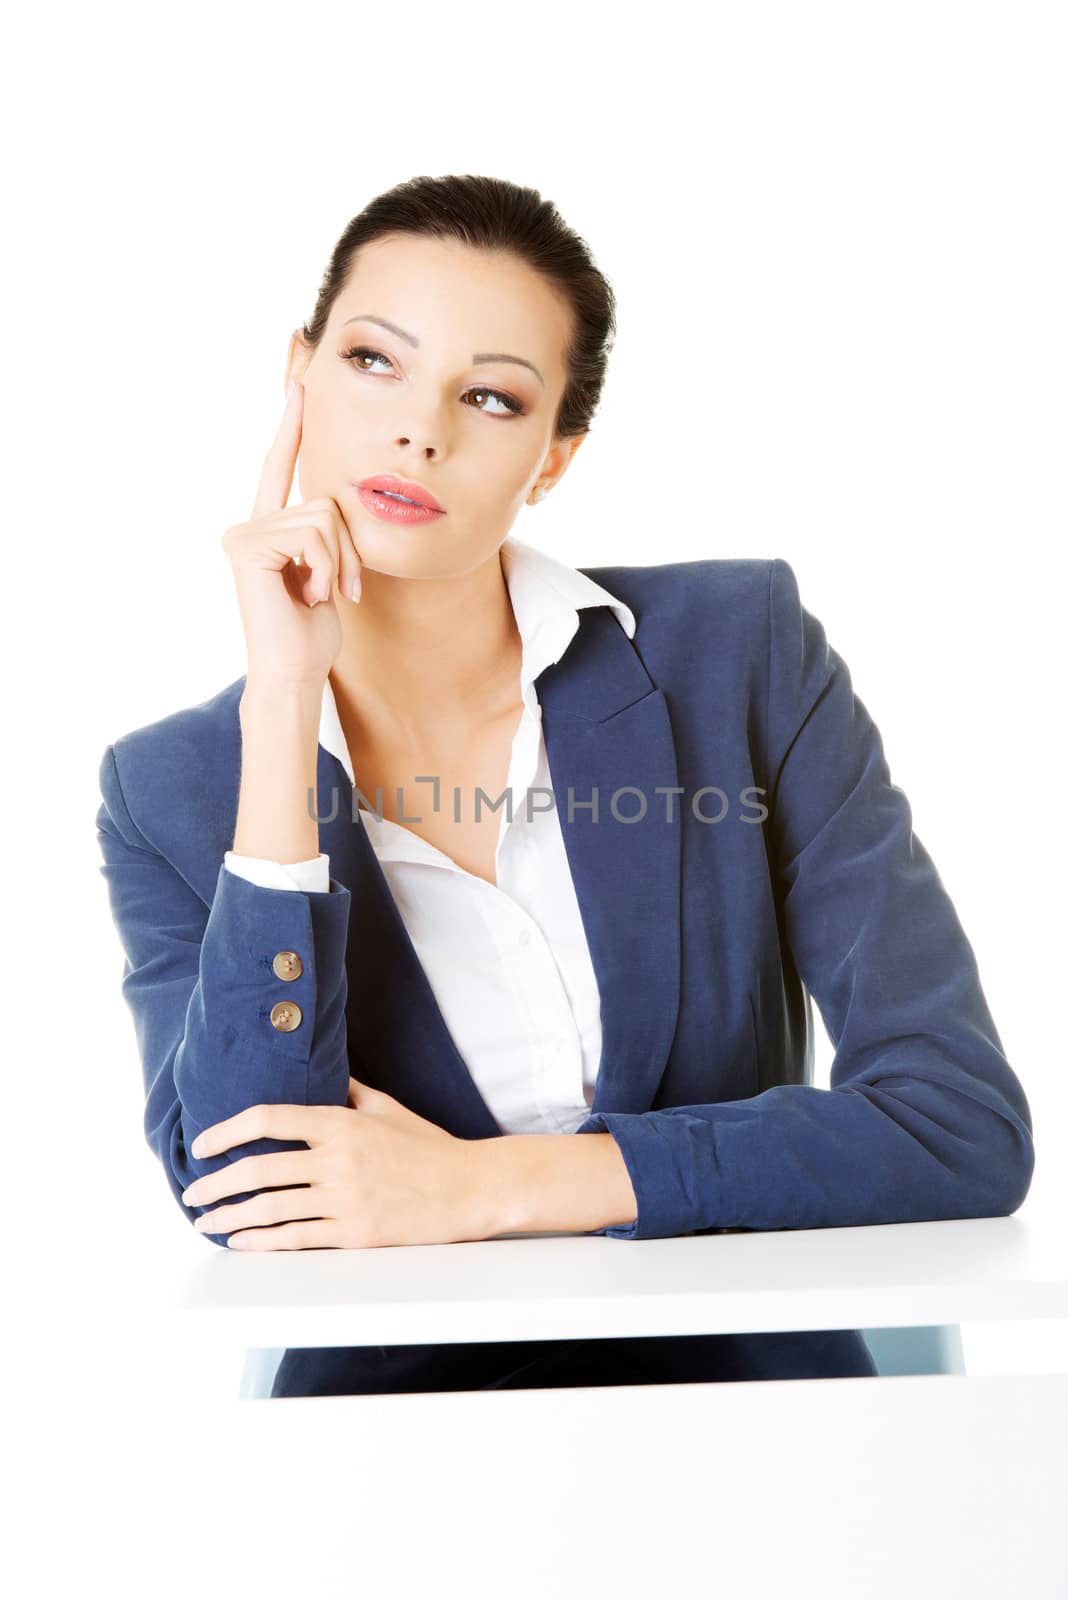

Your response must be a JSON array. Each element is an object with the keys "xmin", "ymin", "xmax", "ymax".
[
  {"xmin": 251, "ymin": 379, "xmax": 303, "ymax": 521},
  {"xmin": 190, "ymin": 1102, "xmax": 326, "ymax": 1157}
]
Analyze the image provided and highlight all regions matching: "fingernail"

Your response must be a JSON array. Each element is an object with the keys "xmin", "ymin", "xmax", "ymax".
[
  {"xmin": 351, "ymin": 576, "xmax": 362, "ymax": 603},
  {"xmin": 286, "ymin": 379, "xmax": 297, "ymax": 402}
]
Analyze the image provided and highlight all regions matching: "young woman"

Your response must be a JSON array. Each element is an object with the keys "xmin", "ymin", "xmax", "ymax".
[{"xmin": 96, "ymin": 174, "xmax": 1034, "ymax": 1398}]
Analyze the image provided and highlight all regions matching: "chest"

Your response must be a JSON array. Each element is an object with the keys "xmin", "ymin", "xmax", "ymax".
[{"xmin": 347, "ymin": 706, "xmax": 525, "ymax": 889}]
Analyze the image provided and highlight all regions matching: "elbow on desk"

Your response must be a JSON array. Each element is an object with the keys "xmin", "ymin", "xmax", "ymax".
[
  {"xmin": 960, "ymin": 1065, "xmax": 1036, "ymax": 1217},
  {"xmin": 976, "ymin": 1116, "xmax": 1035, "ymax": 1218},
  {"xmin": 940, "ymin": 1098, "xmax": 1035, "ymax": 1221},
  {"xmin": 861, "ymin": 1069, "xmax": 1036, "ymax": 1225}
]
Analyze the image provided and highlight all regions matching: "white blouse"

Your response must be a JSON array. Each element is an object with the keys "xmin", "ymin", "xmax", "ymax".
[{"xmin": 224, "ymin": 535, "xmax": 637, "ymax": 1135}]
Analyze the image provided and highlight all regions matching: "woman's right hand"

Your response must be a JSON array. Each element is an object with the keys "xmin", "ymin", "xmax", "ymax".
[{"xmin": 221, "ymin": 379, "xmax": 364, "ymax": 691}]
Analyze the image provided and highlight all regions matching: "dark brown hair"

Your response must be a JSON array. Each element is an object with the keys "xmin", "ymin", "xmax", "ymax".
[{"xmin": 300, "ymin": 174, "xmax": 617, "ymax": 441}]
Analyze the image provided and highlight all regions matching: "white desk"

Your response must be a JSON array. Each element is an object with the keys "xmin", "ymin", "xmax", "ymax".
[{"xmin": 146, "ymin": 1213, "xmax": 1066, "ymax": 1598}]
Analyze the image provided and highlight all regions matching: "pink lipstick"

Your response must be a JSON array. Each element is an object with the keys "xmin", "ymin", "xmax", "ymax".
[{"xmin": 355, "ymin": 474, "xmax": 446, "ymax": 526}]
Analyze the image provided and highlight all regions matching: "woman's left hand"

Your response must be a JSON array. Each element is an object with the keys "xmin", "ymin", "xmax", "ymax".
[{"xmin": 181, "ymin": 1077, "xmax": 492, "ymax": 1249}]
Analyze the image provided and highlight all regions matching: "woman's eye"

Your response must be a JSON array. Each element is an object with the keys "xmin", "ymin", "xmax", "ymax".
[
  {"xmin": 340, "ymin": 344, "xmax": 524, "ymax": 417},
  {"xmin": 463, "ymin": 387, "xmax": 523, "ymax": 417},
  {"xmin": 343, "ymin": 345, "xmax": 393, "ymax": 375}
]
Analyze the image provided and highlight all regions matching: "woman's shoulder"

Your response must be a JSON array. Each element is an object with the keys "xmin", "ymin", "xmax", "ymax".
[
  {"xmin": 580, "ymin": 553, "xmax": 793, "ymax": 614},
  {"xmin": 98, "ymin": 674, "xmax": 246, "ymax": 847},
  {"xmin": 579, "ymin": 554, "xmax": 802, "ymax": 654},
  {"xmin": 106, "ymin": 672, "xmax": 245, "ymax": 761}
]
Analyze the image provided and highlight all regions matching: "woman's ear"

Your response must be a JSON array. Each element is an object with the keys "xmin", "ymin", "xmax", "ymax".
[
  {"xmin": 535, "ymin": 432, "xmax": 588, "ymax": 499},
  {"xmin": 285, "ymin": 327, "xmax": 313, "ymax": 391}
]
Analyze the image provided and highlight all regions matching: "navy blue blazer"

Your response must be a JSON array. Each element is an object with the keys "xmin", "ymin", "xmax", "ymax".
[{"xmin": 96, "ymin": 556, "xmax": 1034, "ymax": 1393}]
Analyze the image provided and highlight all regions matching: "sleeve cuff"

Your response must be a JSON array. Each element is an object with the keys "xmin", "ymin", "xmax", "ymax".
[{"xmin": 224, "ymin": 850, "xmax": 331, "ymax": 894}]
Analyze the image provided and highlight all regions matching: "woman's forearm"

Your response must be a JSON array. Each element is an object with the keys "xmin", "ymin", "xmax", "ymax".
[{"xmin": 233, "ymin": 678, "xmax": 323, "ymax": 862}]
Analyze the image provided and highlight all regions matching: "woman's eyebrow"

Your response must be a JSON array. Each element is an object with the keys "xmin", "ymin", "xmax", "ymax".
[{"xmin": 341, "ymin": 312, "xmax": 544, "ymax": 387}]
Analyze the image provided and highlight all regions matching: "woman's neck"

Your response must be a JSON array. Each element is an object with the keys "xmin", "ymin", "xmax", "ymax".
[{"xmin": 328, "ymin": 548, "xmax": 524, "ymax": 751}]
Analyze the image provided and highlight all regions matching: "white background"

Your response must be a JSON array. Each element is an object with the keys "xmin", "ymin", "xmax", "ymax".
[{"xmin": 4, "ymin": 0, "xmax": 1065, "ymax": 1584}]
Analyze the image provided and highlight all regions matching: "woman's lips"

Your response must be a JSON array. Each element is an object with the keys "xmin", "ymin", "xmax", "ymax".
[{"xmin": 354, "ymin": 485, "xmax": 446, "ymax": 526}]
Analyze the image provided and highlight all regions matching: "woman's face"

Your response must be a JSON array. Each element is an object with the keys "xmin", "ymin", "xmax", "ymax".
[{"xmin": 287, "ymin": 233, "xmax": 583, "ymax": 580}]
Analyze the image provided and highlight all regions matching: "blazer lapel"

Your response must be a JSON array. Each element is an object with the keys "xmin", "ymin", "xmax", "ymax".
[
  {"xmin": 314, "ymin": 606, "xmax": 682, "ymax": 1138},
  {"xmin": 537, "ymin": 608, "xmax": 682, "ymax": 1118}
]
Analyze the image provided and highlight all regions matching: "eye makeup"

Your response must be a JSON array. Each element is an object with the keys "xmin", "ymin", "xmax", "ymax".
[{"xmin": 338, "ymin": 342, "xmax": 528, "ymax": 418}]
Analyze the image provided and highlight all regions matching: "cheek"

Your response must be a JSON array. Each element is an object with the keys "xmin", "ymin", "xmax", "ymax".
[
  {"xmin": 303, "ymin": 390, "xmax": 357, "ymax": 458},
  {"xmin": 504, "ymin": 449, "xmax": 545, "ymax": 502},
  {"xmin": 462, "ymin": 455, "xmax": 530, "ymax": 512},
  {"xmin": 476, "ymin": 426, "xmax": 541, "ymax": 485}
]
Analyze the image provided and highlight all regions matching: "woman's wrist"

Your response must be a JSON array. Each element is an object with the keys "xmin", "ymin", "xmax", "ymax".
[
  {"xmin": 476, "ymin": 1132, "xmax": 638, "ymax": 1236},
  {"xmin": 240, "ymin": 673, "xmax": 325, "ymax": 721}
]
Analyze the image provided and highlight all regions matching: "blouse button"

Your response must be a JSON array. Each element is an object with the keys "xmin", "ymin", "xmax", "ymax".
[
  {"xmin": 272, "ymin": 950, "xmax": 303, "ymax": 981},
  {"xmin": 518, "ymin": 928, "xmax": 532, "ymax": 948}
]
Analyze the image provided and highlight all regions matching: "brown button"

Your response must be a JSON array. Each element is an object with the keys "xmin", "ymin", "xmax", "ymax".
[
  {"xmin": 272, "ymin": 950, "xmax": 303, "ymax": 981},
  {"xmin": 269, "ymin": 1000, "xmax": 303, "ymax": 1032}
]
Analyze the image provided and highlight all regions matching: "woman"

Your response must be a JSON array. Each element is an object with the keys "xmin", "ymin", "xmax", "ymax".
[{"xmin": 95, "ymin": 174, "xmax": 1034, "ymax": 1398}]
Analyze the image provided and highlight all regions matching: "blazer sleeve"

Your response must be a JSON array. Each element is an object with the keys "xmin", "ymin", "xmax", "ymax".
[
  {"xmin": 95, "ymin": 742, "xmax": 352, "ymax": 1246},
  {"xmin": 575, "ymin": 557, "xmax": 1035, "ymax": 1240}
]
